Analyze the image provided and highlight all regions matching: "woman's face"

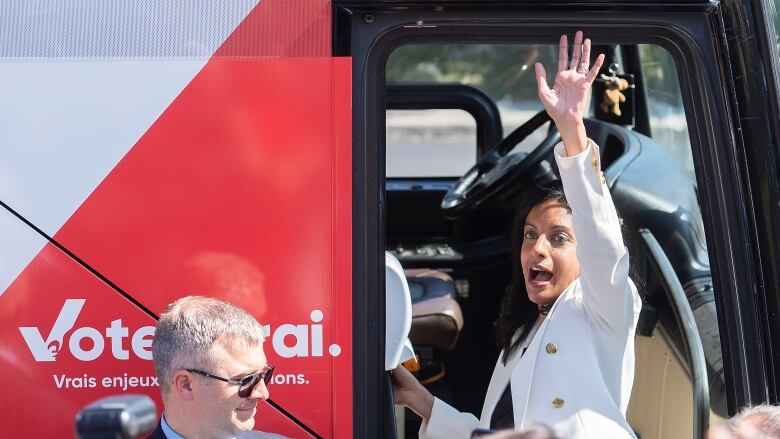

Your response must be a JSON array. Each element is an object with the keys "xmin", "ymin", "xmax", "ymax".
[{"xmin": 520, "ymin": 199, "xmax": 580, "ymax": 305}]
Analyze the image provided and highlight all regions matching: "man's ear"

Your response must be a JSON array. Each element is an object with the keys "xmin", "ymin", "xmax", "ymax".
[{"xmin": 172, "ymin": 371, "xmax": 196, "ymax": 401}]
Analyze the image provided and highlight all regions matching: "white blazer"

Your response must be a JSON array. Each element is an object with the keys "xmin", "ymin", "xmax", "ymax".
[{"xmin": 420, "ymin": 142, "xmax": 642, "ymax": 439}]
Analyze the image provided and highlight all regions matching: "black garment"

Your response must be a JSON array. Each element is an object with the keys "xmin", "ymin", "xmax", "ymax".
[
  {"xmin": 490, "ymin": 384, "xmax": 514, "ymax": 429},
  {"xmin": 146, "ymin": 422, "xmax": 166, "ymax": 439},
  {"xmin": 490, "ymin": 347, "xmax": 527, "ymax": 429}
]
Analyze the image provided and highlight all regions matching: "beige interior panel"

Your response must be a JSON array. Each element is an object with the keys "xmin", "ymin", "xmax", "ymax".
[
  {"xmin": 628, "ymin": 324, "xmax": 694, "ymax": 439},
  {"xmin": 395, "ymin": 406, "xmax": 406, "ymax": 439}
]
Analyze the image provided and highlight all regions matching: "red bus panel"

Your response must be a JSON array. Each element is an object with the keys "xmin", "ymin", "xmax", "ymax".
[{"xmin": 0, "ymin": 56, "xmax": 352, "ymax": 438}]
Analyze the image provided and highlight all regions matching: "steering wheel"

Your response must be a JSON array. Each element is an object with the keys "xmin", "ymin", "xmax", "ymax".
[{"xmin": 440, "ymin": 110, "xmax": 560, "ymax": 219}]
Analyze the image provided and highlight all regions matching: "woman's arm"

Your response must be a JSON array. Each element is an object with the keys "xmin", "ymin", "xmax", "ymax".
[
  {"xmin": 535, "ymin": 32, "xmax": 640, "ymax": 334},
  {"xmin": 392, "ymin": 365, "xmax": 434, "ymax": 420},
  {"xmin": 392, "ymin": 366, "xmax": 479, "ymax": 439},
  {"xmin": 555, "ymin": 141, "xmax": 638, "ymax": 334}
]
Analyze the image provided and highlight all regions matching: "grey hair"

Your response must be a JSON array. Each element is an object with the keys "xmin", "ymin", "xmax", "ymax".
[
  {"xmin": 152, "ymin": 296, "xmax": 265, "ymax": 397},
  {"xmin": 726, "ymin": 404, "xmax": 780, "ymax": 437}
]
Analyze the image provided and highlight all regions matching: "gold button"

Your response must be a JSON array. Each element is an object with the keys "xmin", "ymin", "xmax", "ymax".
[
  {"xmin": 552, "ymin": 397, "xmax": 565, "ymax": 408},
  {"xmin": 545, "ymin": 343, "xmax": 558, "ymax": 354}
]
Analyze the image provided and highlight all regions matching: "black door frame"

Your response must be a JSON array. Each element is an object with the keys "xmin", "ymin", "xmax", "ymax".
[
  {"xmin": 335, "ymin": 2, "xmax": 780, "ymax": 436},
  {"xmin": 715, "ymin": 0, "xmax": 780, "ymax": 408}
]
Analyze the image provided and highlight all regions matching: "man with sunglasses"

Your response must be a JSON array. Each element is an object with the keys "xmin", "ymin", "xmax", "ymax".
[{"xmin": 149, "ymin": 296, "xmax": 281, "ymax": 439}]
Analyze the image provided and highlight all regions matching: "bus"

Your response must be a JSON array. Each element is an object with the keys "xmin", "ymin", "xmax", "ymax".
[{"xmin": 2, "ymin": 1, "xmax": 780, "ymax": 437}]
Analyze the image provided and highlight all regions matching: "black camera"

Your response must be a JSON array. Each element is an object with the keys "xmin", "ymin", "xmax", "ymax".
[{"xmin": 74, "ymin": 394, "xmax": 157, "ymax": 439}]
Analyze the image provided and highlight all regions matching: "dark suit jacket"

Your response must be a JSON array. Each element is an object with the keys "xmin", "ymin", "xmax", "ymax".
[{"xmin": 146, "ymin": 422, "xmax": 166, "ymax": 439}]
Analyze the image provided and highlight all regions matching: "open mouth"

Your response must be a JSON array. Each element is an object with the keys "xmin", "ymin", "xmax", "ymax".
[{"xmin": 529, "ymin": 266, "xmax": 553, "ymax": 284}]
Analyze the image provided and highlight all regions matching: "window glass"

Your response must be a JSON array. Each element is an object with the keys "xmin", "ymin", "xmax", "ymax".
[
  {"xmin": 386, "ymin": 44, "xmax": 559, "ymax": 177},
  {"xmin": 638, "ymin": 44, "xmax": 695, "ymax": 179},
  {"xmin": 386, "ymin": 109, "xmax": 476, "ymax": 177},
  {"xmin": 772, "ymin": 0, "xmax": 780, "ymax": 54},
  {"xmin": 387, "ymin": 44, "xmax": 556, "ymax": 131},
  {"xmin": 765, "ymin": 0, "xmax": 780, "ymax": 101}
]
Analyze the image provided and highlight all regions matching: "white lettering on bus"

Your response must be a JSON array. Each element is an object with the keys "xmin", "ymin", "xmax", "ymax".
[{"xmin": 20, "ymin": 299, "xmax": 341, "ymax": 362}]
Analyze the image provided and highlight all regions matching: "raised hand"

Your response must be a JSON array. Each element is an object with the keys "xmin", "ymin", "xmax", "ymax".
[{"xmin": 535, "ymin": 31, "xmax": 605, "ymax": 156}]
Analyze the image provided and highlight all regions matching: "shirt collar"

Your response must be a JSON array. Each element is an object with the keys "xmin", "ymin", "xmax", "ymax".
[
  {"xmin": 161, "ymin": 414, "xmax": 185, "ymax": 439},
  {"xmin": 161, "ymin": 414, "xmax": 241, "ymax": 439}
]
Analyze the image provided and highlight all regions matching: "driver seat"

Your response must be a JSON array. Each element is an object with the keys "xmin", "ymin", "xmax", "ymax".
[{"xmin": 405, "ymin": 269, "xmax": 464, "ymax": 352}]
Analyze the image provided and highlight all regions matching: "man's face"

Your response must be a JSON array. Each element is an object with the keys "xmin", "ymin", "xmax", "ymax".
[{"xmin": 191, "ymin": 337, "xmax": 269, "ymax": 438}]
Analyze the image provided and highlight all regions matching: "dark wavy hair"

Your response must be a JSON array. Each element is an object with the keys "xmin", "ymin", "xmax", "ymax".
[{"xmin": 498, "ymin": 179, "xmax": 570, "ymax": 364}]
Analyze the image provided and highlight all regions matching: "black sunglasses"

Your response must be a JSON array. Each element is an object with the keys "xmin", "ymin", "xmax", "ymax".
[{"xmin": 187, "ymin": 365, "xmax": 275, "ymax": 398}]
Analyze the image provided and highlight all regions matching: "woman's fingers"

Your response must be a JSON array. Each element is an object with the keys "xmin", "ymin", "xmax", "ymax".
[
  {"xmin": 557, "ymin": 34, "xmax": 568, "ymax": 73},
  {"xmin": 581, "ymin": 37, "xmax": 592, "ymax": 72},
  {"xmin": 392, "ymin": 365, "xmax": 419, "ymax": 390},
  {"xmin": 535, "ymin": 62, "xmax": 551, "ymax": 98},
  {"xmin": 569, "ymin": 30, "xmax": 583, "ymax": 71},
  {"xmin": 586, "ymin": 53, "xmax": 606, "ymax": 83},
  {"xmin": 545, "ymin": 32, "xmax": 603, "ymax": 96}
]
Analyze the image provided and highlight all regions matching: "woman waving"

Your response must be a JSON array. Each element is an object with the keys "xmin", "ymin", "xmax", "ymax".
[{"xmin": 393, "ymin": 31, "xmax": 642, "ymax": 439}]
